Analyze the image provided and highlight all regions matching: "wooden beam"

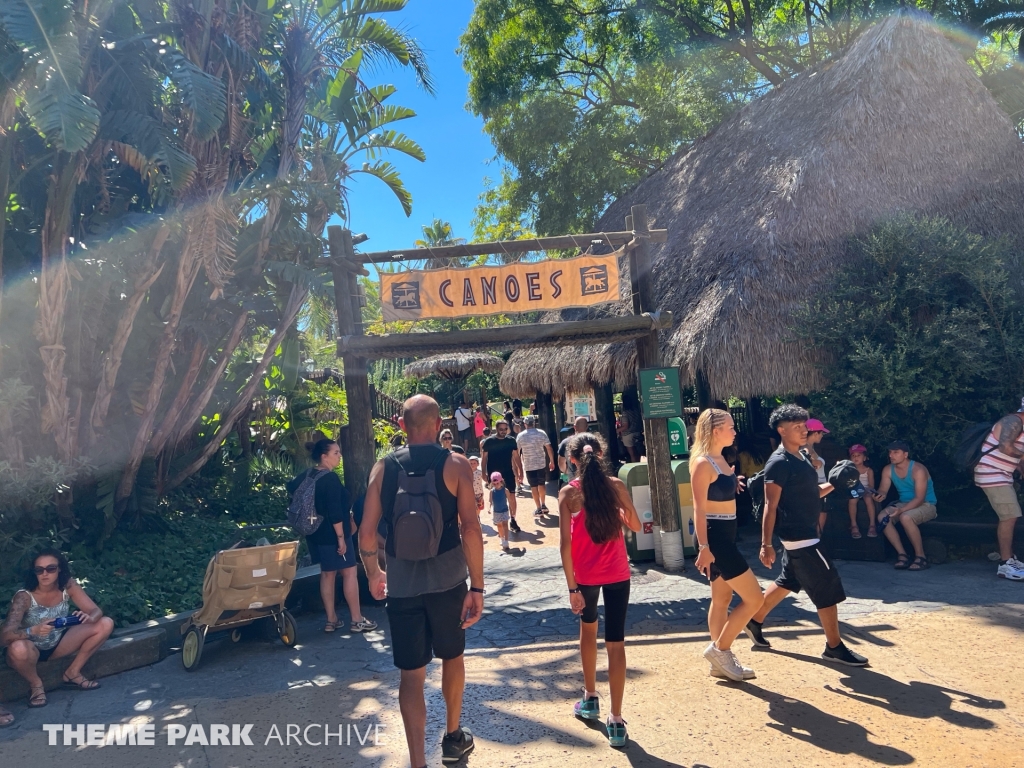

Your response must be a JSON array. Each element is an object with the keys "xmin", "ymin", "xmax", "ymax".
[
  {"xmin": 354, "ymin": 228, "xmax": 668, "ymax": 265},
  {"xmin": 630, "ymin": 205, "xmax": 683, "ymax": 553},
  {"xmin": 336, "ymin": 311, "xmax": 672, "ymax": 359}
]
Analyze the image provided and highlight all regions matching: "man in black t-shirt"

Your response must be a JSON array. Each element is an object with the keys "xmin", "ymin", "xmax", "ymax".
[
  {"xmin": 481, "ymin": 420, "xmax": 523, "ymax": 532},
  {"xmin": 745, "ymin": 404, "xmax": 868, "ymax": 666}
]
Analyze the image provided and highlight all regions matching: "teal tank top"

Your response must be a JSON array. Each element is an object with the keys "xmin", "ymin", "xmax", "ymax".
[{"xmin": 891, "ymin": 461, "xmax": 936, "ymax": 504}]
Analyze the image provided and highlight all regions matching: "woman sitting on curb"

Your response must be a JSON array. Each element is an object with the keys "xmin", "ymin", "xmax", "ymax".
[{"xmin": 1, "ymin": 549, "xmax": 115, "ymax": 708}]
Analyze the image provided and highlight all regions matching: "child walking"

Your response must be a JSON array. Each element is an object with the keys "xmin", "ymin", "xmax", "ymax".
[
  {"xmin": 558, "ymin": 433, "xmax": 641, "ymax": 748},
  {"xmin": 470, "ymin": 456, "xmax": 485, "ymax": 516},
  {"xmin": 489, "ymin": 472, "xmax": 512, "ymax": 550},
  {"xmin": 848, "ymin": 444, "xmax": 877, "ymax": 538}
]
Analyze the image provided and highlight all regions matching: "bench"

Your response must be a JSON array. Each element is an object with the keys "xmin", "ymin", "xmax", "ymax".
[{"xmin": 0, "ymin": 628, "xmax": 163, "ymax": 703}]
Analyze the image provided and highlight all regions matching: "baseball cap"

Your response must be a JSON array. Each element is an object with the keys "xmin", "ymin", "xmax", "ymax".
[
  {"xmin": 848, "ymin": 444, "xmax": 867, "ymax": 456},
  {"xmin": 490, "ymin": 472, "xmax": 503, "ymax": 483},
  {"xmin": 468, "ymin": 455, "xmax": 479, "ymax": 463},
  {"xmin": 805, "ymin": 418, "xmax": 829, "ymax": 433},
  {"xmin": 828, "ymin": 460, "xmax": 860, "ymax": 490},
  {"xmin": 524, "ymin": 415, "xmax": 537, "ymax": 426},
  {"xmin": 887, "ymin": 440, "xmax": 911, "ymax": 453}
]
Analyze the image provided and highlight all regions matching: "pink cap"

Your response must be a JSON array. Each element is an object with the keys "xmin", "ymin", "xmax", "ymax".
[
  {"xmin": 849, "ymin": 444, "xmax": 867, "ymax": 456},
  {"xmin": 805, "ymin": 418, "xmax": 829, "ymax": 433},
  {"xmin": 490, "ymin": 472, "xmax": 503, "ymax": 483}
]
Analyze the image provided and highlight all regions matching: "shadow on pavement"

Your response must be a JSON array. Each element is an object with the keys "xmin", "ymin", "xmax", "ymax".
[
  {"xmin": 736, "ymin": 683, "xmax": 915, "ymax": 765},
  {"xmin": 767, "ymin": 649, "xmax": 1003, "ymax": 728}
]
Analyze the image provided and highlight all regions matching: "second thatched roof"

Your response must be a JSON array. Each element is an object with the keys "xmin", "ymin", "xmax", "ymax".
[
  {"xmin": 502, "ymin": 12, "xmax": 1024, "ymax": 400},
  {"xmin": 404, "ymin": 352, "xmax": 505, "ymax": 380}
]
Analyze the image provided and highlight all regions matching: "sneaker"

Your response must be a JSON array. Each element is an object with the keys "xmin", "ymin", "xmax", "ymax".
[
  {"xmin": 606, "ymin": 718, "xmax": 627, "ymax": 748},
  {"xmin": 703, "ymin": 642, "xmax": 746, "ymax": 682},
  {"xmin": 441, "ymin": 727, "xmax": 475, "ymax": 764},
  {"xmin": 500, "ymin": 538, "xmax": 509, "ymax": 550},
  {"xmin": 997, "ymin": 559, "xmax": 1024, "ymax": 580},
  {"xmin": 821, "ymin": 641, "xmax": 869, "ymax": 666},
  {"xmin": 711, "ymin": 662, "xmax": 755, "ymax": 680},
  {"xmin": 744, "ymin": 619, "xmax": 771, "ymax": 648},
  {"xmin": 509, "ymin": 518, "xmax": 521, "ymax": 533},
  {"xmin": 350, "ymin": 618, "xmax": 378, "ymax": 633},
  {"xmin": 573, "ymin": 694, "xmax": 600, "ymax": 720}
]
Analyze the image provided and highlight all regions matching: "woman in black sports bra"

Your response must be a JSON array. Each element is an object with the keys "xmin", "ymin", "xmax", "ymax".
[{"xmin": 690, "ymin": 409, "xmax": 765, "ymax": 682}]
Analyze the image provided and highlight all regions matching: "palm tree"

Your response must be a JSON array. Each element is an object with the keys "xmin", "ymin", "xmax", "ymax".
[{"xmin": 416, "ymin": 218, "xmax": 467, "ymax": 268}]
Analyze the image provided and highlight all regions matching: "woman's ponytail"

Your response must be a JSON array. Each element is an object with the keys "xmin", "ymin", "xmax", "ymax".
[{"xmin": 568, "ymin": 433, "xmax": 620, "ymax": 544}]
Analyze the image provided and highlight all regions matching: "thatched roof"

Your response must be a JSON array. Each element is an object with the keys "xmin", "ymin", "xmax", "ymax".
[
  {"xmin": 501, "ymin": 12, "xmax": 1024, "ymax": 400},
  {"xmin": 404, "ymin": 352, "xmax": 505, "ymax": 380}
]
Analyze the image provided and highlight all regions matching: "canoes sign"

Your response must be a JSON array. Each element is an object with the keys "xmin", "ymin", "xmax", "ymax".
[{"xmin": 380, "ymin": 252, "xmax": 622, "ymax": 322}]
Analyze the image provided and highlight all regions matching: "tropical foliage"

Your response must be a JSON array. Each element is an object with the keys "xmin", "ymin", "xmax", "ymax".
[{"xmin": 0, "ymin": 0, "xmax": 428, "ymax": 562}]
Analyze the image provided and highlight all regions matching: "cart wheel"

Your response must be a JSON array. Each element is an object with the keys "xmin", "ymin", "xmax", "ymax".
[
  {"xmin": 230, "ymin": 628, "xmax": 242, "ymax": 643},
  {"xmin": 278, "ymin": 610, "xmax": 297, "ymax": 647},
  {"xmin": 182, "ymin": 626, "xmax": 205, "ymax": 671}
]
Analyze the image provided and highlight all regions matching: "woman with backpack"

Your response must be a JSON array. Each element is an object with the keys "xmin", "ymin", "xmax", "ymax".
[
  {"xmin": 558, "ymin": 433, "xmax": 641, "ymax": 748},
  {"xmin": 287, "ymin": 439, "xmax": 377, "ymax": 634},
  {"xmin": 690, "ymin": 409, "xmax": 764, "ymax": 682}
]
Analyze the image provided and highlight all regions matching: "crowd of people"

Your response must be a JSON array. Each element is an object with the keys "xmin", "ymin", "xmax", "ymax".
[{"xmin": 3, "ymin": 390, "xmax": 1020, "ymax": 760}]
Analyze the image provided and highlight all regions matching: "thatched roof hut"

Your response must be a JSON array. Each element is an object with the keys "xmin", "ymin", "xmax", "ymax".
[
  {"xmin": 404, "ymin": 353, "xmax": 505, "ymax": 380},
  {"xmin": 501, "ymin": 12, "xmax": 1024, "ymax": 400}
]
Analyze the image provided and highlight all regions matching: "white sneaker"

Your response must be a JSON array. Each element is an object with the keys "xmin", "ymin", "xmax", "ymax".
[
  {"xmin": 710, "ymin": 661, "xmax": 756, "ymax": 680},
  {"xmin": 997, "ymin": 559, "xmax": 1024, "ymax": 580},
  {"xmin": 500, "ymin": 538, "xmax": 509, "ymax": 550},
  {"xmin": 703, "ymin": 642, "xmax": 746, "ymax": 682}
]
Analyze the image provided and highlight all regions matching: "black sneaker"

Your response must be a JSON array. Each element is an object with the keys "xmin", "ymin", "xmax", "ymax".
[
  {"xmin": 441, "ymin": 727, "xmax": 475, "ymax": 764},
  {"xmin": 509, "ymin": 518, "xmax": 521, "ymax": 533},
  {"xmin": 821, "ymin": 642, "xmax": 869, "ymax": 667},
  {"xmin": 744, "ymin": 619, "xmax": 771, "ymax": 648}
]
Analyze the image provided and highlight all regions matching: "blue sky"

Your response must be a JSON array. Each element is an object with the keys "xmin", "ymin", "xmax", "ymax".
[{"xmin": 340, "ymin": 0, "xmax": 494, "ymax": 253}]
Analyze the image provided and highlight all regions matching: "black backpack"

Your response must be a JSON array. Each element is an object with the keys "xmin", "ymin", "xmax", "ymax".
[
  {"xmin": 386, "ymin": 450, "xmax": 447, "ymax": 561},
  {"xmin": 954, "ymin": 422, "xmax": 996, "ymax": 473}
]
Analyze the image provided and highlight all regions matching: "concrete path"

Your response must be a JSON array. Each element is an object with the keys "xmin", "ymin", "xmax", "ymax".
[{"xmin": 1, "ymin": 511, "xmax": 1022, "ymax": 767}]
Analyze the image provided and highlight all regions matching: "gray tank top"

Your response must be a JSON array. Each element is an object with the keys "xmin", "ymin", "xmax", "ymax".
[{"xmin": 21, "ymin": 589, "xmax": 71, "ymax": 650}]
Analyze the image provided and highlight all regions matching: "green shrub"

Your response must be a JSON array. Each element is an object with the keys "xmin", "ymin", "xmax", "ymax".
[{"xmin": 798, "ymin": 216, "xmax": 1024, "ymax": 500}]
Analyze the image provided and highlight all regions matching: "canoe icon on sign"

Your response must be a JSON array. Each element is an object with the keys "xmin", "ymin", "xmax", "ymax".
[
  {"xmin": 654, "ymin": 371, "xmax": 667, "ymax": 384},
  {"xmin": 579, "ymin": 265, "xmax": 609, "ymax": 295},
  {"xmin": 391, "ymin": 281, "xmax": 421, "ymax": 309}
]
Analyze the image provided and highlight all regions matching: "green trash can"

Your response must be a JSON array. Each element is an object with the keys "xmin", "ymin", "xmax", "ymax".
[
  {"xmin": 617, "ymin": 463, "xmax": 656, "ymax": 562},
  {"xmin": 668, "ymin": 417, "xmax": 688, "ymax": 458},
  {"xmin": 671, "ymin": 459, "xmax": 697, "ymax": 556}
]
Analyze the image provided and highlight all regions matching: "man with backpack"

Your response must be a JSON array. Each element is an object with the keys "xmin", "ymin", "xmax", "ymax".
[
  {"xmin": 974, "ymin": 400, "xmax": 1024, "ymax": 580},
  {"xmin": 359, "ymin": 395, "xmax": 485, "ymax": 767}
]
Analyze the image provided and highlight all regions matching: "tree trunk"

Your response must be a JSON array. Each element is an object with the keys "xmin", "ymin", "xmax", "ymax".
[
  {"xmin": 164, "ymin": 284, "xmax": 307, "ymax": 491},
  {"xmin": 115, "ymin": 221, "xmax": 203, "ymax": 505},
  {"xmin": 146, "ymin": 338, "xmax": 206, "ymax": 463},
  {"xmin": 89, "ymin": 232, "xmax": 167, "ymax": 435}
]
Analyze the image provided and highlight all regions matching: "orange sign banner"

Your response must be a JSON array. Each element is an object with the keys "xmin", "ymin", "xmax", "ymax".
[{"xmin": 380, "ymin": 252, "xmax": 622, "ymax": 322}]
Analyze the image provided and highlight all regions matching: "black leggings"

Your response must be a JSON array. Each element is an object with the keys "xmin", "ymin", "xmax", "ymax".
[{"xmin": 577, "ymin": 579, "xmax": 631, "ymax": 642}]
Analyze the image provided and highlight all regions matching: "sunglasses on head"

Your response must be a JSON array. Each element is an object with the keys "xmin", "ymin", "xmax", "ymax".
[{"xmin": 34, "ymin": 565, "xmax": 59, "ymax": 574}]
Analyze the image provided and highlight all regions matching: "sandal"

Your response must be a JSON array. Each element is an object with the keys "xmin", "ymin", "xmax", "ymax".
[
  {"xmin": 324, "ymin": 620, "xmax": 340, "ymax": 633},
  {"xmin": 0, "ymin": 705, "xmax": 13, "ymax": 726},
  {"xmin": 28, "ymin": 685, "xmax": 47, "ymax": 707},
  {"xmin": 850, "ymin": 526, "xmax": 862, "ymax": 539},
  {"xmin": 866, "ymin": 526, "xmax": 878, "ymax": 538},
  {"xmin": 62, "ymin": 673, "xmax": 100, "ymax": 690},
  {"xmin": 894, "ymin": 553, "xmax": 911, "ymax": 570},
  {"xmin": 908, "ymin": 556, "xmax": 929, "ymax": 571}
]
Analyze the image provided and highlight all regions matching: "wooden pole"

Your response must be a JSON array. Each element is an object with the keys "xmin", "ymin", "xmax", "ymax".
[
  {"xmin": 630, "ymin": 205, "xmax": 683, "ymax": 570},
  {"xmin": 328, "ymin": 225, "xmax": 376, "ymax": 500},
  {"xmin": 536, "ymin": 390, "xmax": 558, "ymax": 483},
  {"xmin": 594, "ymin": 383, "xmax": 620, "ymax": 466},
  {"xmin": 696, "ymin": 369, "xmax": 712, "ymax": 411},
  {"xmin": 355, "ymin": 228, "xmax": 668, "ymax": 264},
  {"xmin": 337, "ymin": 311, "xmax": 671, "ymax": 358}
]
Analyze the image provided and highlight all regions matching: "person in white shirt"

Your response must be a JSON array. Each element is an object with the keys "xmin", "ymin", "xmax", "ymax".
[
  {"xmin": 454, "ymin": 402, "xmax": 475, "ymax": 452},
  {"xmin": 517, "ymin": 415, "xmax": 555, "ymax": 517}
]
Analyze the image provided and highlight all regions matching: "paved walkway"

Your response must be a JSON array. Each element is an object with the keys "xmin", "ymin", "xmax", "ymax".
[{"xmin": 2, "ymin": 509, "xmax": 1023, "ymax": 767}]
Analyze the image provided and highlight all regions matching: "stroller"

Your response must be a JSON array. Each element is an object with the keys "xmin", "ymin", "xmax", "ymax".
[{"xmin": 180, "ymin": 540, "xmax": 299, "ymax": 671}]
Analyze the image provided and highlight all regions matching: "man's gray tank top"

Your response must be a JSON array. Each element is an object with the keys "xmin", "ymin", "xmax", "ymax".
[{"xmin": 381, "ymin": 444, "xmax": 468, "ymax": 598}]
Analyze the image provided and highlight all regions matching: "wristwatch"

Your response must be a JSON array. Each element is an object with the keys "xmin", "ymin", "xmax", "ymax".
[
  {"xmin": 469, "ymin": 587, "xmax": 485, "ymax": 594},
  {"xmin": 568, "ymin": 587, "xmax": 581, "ymax": 594}
]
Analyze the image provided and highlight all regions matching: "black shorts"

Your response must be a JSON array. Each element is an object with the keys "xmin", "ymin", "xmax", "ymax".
[
  {"xmin": 578, "ymin": 579, "xmax": 631, "ymax": 642},
  {"xmin": 525, "ymin": 468, "xmax": 547, "ymax": 488},
  {"xmin": 707, "ymin": 518, "xmax": 750, "ymax": 582},
  {"xmin": 386, "ymin": 582, "xmax": 467, "ymax": 670},
  {"xmin": 775, "ymin": 544, "xmax": 846, "ymax": 609},
  {"xmin": 498, "ymin": 469, "xmax": 517, "ymax": 496},
  {"xmin": 458, "ymin": 427, "xmax": 472, "ymax": 442}
]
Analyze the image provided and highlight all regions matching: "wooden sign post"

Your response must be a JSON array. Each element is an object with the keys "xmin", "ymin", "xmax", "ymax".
[{"xmin": 628, "ymin": 205, "xmax": 685, "ymax": 571}]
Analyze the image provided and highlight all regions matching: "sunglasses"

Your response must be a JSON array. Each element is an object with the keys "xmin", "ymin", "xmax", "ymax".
[
  {"xmin": 34, "ymin": 565, "xmax": 59, "ymax": 575},
  {"xmin": 441, "ymin": 436, "xmax": 452, "ymax": 441}
]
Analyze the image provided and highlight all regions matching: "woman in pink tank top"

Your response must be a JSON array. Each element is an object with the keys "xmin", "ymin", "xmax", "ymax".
[{"xmin": 558, "ymin": 433, "xmax": 641, "ymax": 747}]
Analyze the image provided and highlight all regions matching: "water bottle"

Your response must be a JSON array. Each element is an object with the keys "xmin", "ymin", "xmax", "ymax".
[
  {"xmin": 52, "ymin": 615, "xmax": 82, "ymax": 629},
  {"xmin": 877, "ymin": 512, "xmax": 891, "ymax": 532}
]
